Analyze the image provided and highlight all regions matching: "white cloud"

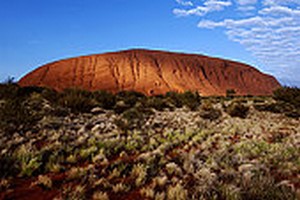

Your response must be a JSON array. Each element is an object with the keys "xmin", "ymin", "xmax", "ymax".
[
  {"xmin": 236, "ymin": 0, "xmax": 257, "ymax": 5},
  {"xmin": 259, "ymin": 6, "xmax": 300, "ymax": 16},
  {"xmin": 173, "ymin": 0, "xmax": 232, "ymax": 17},
  {"xmin": 263, "ymin": 0, "xmax": 300, "ymax": 6},
  {"xmin": 174, "ymin": 0, "xmax": 300, "ymax": 84},
  {"xmin": 176, "ymin": 0, "xmax": 193, "ymax": 7}
]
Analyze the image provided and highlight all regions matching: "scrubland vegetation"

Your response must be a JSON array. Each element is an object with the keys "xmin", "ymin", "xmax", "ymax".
[{"xmin": 0, "ymin": 82, "xmax": 299, "ymax": 200}]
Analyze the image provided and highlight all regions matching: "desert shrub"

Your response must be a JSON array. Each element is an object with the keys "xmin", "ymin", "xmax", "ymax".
[
  {"xmin": 273, "ymin": 86, "xmax": 300, "ymax": 108},
  {"xmin": 0, "ymin": 82, "xmax": 46, "ymax": 100},
  {"xmin": 116, "ymin": 106, "xmax": 153, "ymax": 131},
  {"xmin": 166, "ymin": 91, "xmax": 201, "ymax": 110},
  {"xmin": 113, "ymin": 100, "xmax": 132, "ymax": 114},
  {"xmin": 180, "ymin": 91, "xmax": 201, "ymax": 111},
  {"xmin": 226, "ymin": 89, "xmax": 236, "ymax": 98},
  {"xmin": 116, "ymin": 90, "xmax": 145, "ymax": 107},
  {"xmin": 58, "ymin": 88, "xmax": 96, "ymax": 113},
  {"xmin": 252, "ymin": 97, "xmax": 267, "ymax": 103},
  {"xmin": 40, "ymin": 87, "xmax": 59, "ymax": 104},
  {"xmin": 199, "ymin": 102, "xmax": 222, "ymax": 120},
  {"xmin": 93, "ymin": 90, "xmax": 116, "ymax": 109},
  {"xmin": 266, "ymin": 86, "xmax": 300, "ymax": 118},
  {"xmin": 254, "ymin": 102, "xmax": 287, "ymax": 113},
  {"xmin": 0, "ymin": 98, "xmax": 42, "ymax": 134},
  {"xmin": 240, "ymin": 174, "xmax": 295, "ymax": 200},
  {"xmin": 145, "ymin": 96, "xmax": 170, "ymax": 111},
  {"xmin": 0, "ymin": 83, "xmax": 20, "ymax": 100},
  {"xmin": 165, "ymin": 91, "xmax": 184, "ymax": 108},
  {"xmin": 226, "ymin": 102, "xmax": 249, "ymax": 118},
  {"xmin": 0, "ymin": 155, "xmax": 19, "ymax": 178},
  {"xmin": 254, "ymin": 98, "xmax": 300, "ymax": 118}
]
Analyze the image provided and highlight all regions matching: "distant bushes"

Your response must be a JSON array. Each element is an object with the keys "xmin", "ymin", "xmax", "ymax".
[
  {"xmin": 226, "ymin": 102, "xmax": 249, "ymax": 118},
  {"xmin": 254, "ymin": 86, "xmax": 300, "ymax": 118},
  {"xmin": 0, "ymin": 81, "xmax": 202, "ymax": 133},
  {"xmin": 0, "ymin": 83, "xmax": 45, "ymax": 134},
  {"xmin": 273, "ymin": 86, "xmax": 300, "ymax": 108},
  {"xmin": 166, "ymin": 91, "xmax": 201, "ymax": 111}
]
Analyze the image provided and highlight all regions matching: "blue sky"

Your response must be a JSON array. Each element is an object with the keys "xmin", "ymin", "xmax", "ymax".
[{"xmin": 0, "ymin": 0, "xmax": 299, "ymax": 86}]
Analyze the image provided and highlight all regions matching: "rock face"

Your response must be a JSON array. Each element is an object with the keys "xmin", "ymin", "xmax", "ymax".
[{"xmin": 19, "ymin": 49, "xmax": 280, "ymax": 96}]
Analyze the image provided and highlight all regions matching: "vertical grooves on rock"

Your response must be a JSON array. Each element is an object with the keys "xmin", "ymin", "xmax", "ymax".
[
  {"xmin": 133, "ymin": 52, "xmax": 141, "ymax": 80},
  {"xmin": 79, "ymin": 58, "xmax": 85, "ymax": 87},
  {"xmin": 72, "ymin": 59, "xmax": 78, "ymax": 86},
  {"xmin": 89, "ymin": 56, "xmax": 97, "ymax": 89},
  {"xmin": 173, "ymin": 59, "xmax": 185, "ymax": 89},
  {"xmin": 152, "ymin": 57, "xmax": 171, "ymax": 90},
  {"xmin": 18, "ymin": 49, "xmax": 281, "ymax": 96},
  {"xmin": 130, "ymin": 52, "xmax": 137, "ymax": 89},
  {"xmin": 200, "ymin": 66, "xmax": 209, "ymax": 80},
  {"xmin": 106, "ymin": 58, "xmax": 120, "ymax": 90}
]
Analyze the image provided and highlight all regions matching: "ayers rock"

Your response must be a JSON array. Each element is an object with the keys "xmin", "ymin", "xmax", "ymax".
[{"xmin": 19, "ymin": 49, "xmax": 280, "ymax": 96}]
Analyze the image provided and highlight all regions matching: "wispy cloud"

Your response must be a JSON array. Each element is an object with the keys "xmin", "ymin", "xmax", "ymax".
[
  {"xmin": 176, "ymin": 0, "xmax": 193, "ymax": 7},
  {"xmin": 174, "ymin": 0, "xmax": 300, "ymax": 85},
  {"xmin": 173, "ymin": 0, "xmax": 232, "ymax": 17}
]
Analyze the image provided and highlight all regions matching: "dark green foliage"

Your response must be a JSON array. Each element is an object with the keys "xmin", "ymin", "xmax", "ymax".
[
  {"xmin": 165, "ymin": 91, "xmax": 184, "ymax": 108},
  {"xmin": 0, "ymin": 154, "xmax": 19, "ymax": 178},
  {"xmin": 273, "ymin": 86, "xmax": 300, "ymax": 108},
  {"xmin": 180, "ymin": 91, "xmax": 201, "ymax": 111},
  {"xmin": 166, "ymin": 91, "xmax": 201, "ymax": 110},
  {"xmin": 40, "ymin": 87, "xmax": 59, "ymax": 104},
  {"xmin": 226, "ymin": 102, "xmax": 249, "ymax": 118},
  {"xmin": 115, "ymin": 106, "xmax": 153, "ymax": 131},
  {"xmin": 0, "ymin": 83, "xmax": 20, "ymax": 99},
  {"xmin": 254, "ymin": 87, "xmax": 300, "ymax": 118},
  {"xmin": 0, "ymin": 83, "xmax": 47, "ymax": 101},
  {"xmin": 58, "ymin": 88, "xmax": 96, "ymax": 113},
  {"xmin": 93, "ymin": 90, "xmax": 116, "ymax": 109},
  {"xmin": 116, "ymin": 90, "xmax": 146, "ymax": 107},
  {"xmin": 145, "ymin": 96, "xmax": 170, "ymax": 111},
  {"xmin": 226, "ymin": 89, "xmax": 236, "ymax": 98},
  {"xmin": 113, "ymin": 100, "xmax": 132, "ymax": 114},
  {"xmin": 0, "ymin": 98, "xmax": 42, "ymax": 134}
]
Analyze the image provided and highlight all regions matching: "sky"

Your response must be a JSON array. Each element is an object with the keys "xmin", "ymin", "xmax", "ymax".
[{"xmin": 0, "ymin": 0, "xmax": 299, "ymax": 86}]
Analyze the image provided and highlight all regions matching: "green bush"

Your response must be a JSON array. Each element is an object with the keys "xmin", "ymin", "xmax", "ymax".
[
  {"xmin": 116, "ymin": 105, "xmax": 153, "ymax": 131},
  {"xmin": 0, "ymin": 83, "xmax": 19, "ymax": 100},
  {"xmin": 40, "ymin": 87, "xmax": 59, "ymax": 104},
  {"xmin": 165, "ymin": 91, "xmax": 201, "ymax": 110},
  {"xmin": 0, "ymin": 155, "xmax": 19, "ymax": 178},
  {"xmin": 145, "ymin": 96, "xmax": 170, "ymax": 111},
  {"xmin": 165, "ymin": 91, "xmax": 184, "ymax": 108},
  {"xmin": 226, "ymin": 102, "xmax": 249, "ymax": 118},
  {"xmin": 116, "ymin": 91, "xmax": 146, "ymax": 107},
  {"xmin": 58, "ymin": 88, "xmax": 96, "ymax": 113},
  {"xmin": 93, "ymin": 90, "xmax": 116, "ymax": 109},
  {"xmin": 273, "ymin": 86, "xmax": 300, "ymax": 108},
  {"xmin": 226, "ymin": 89, "xmax": 236, "ymax": 98},
  {"xmin": 180, "ymin": 91, "xmax": 201, "ymax": 111},
  {"xmin": 254, "ymin": 88, "xmax": 300, "ymax": 118},
  {"xmin": 0, "ymin": 98, "xmax": 42, "ymax": 134}
]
